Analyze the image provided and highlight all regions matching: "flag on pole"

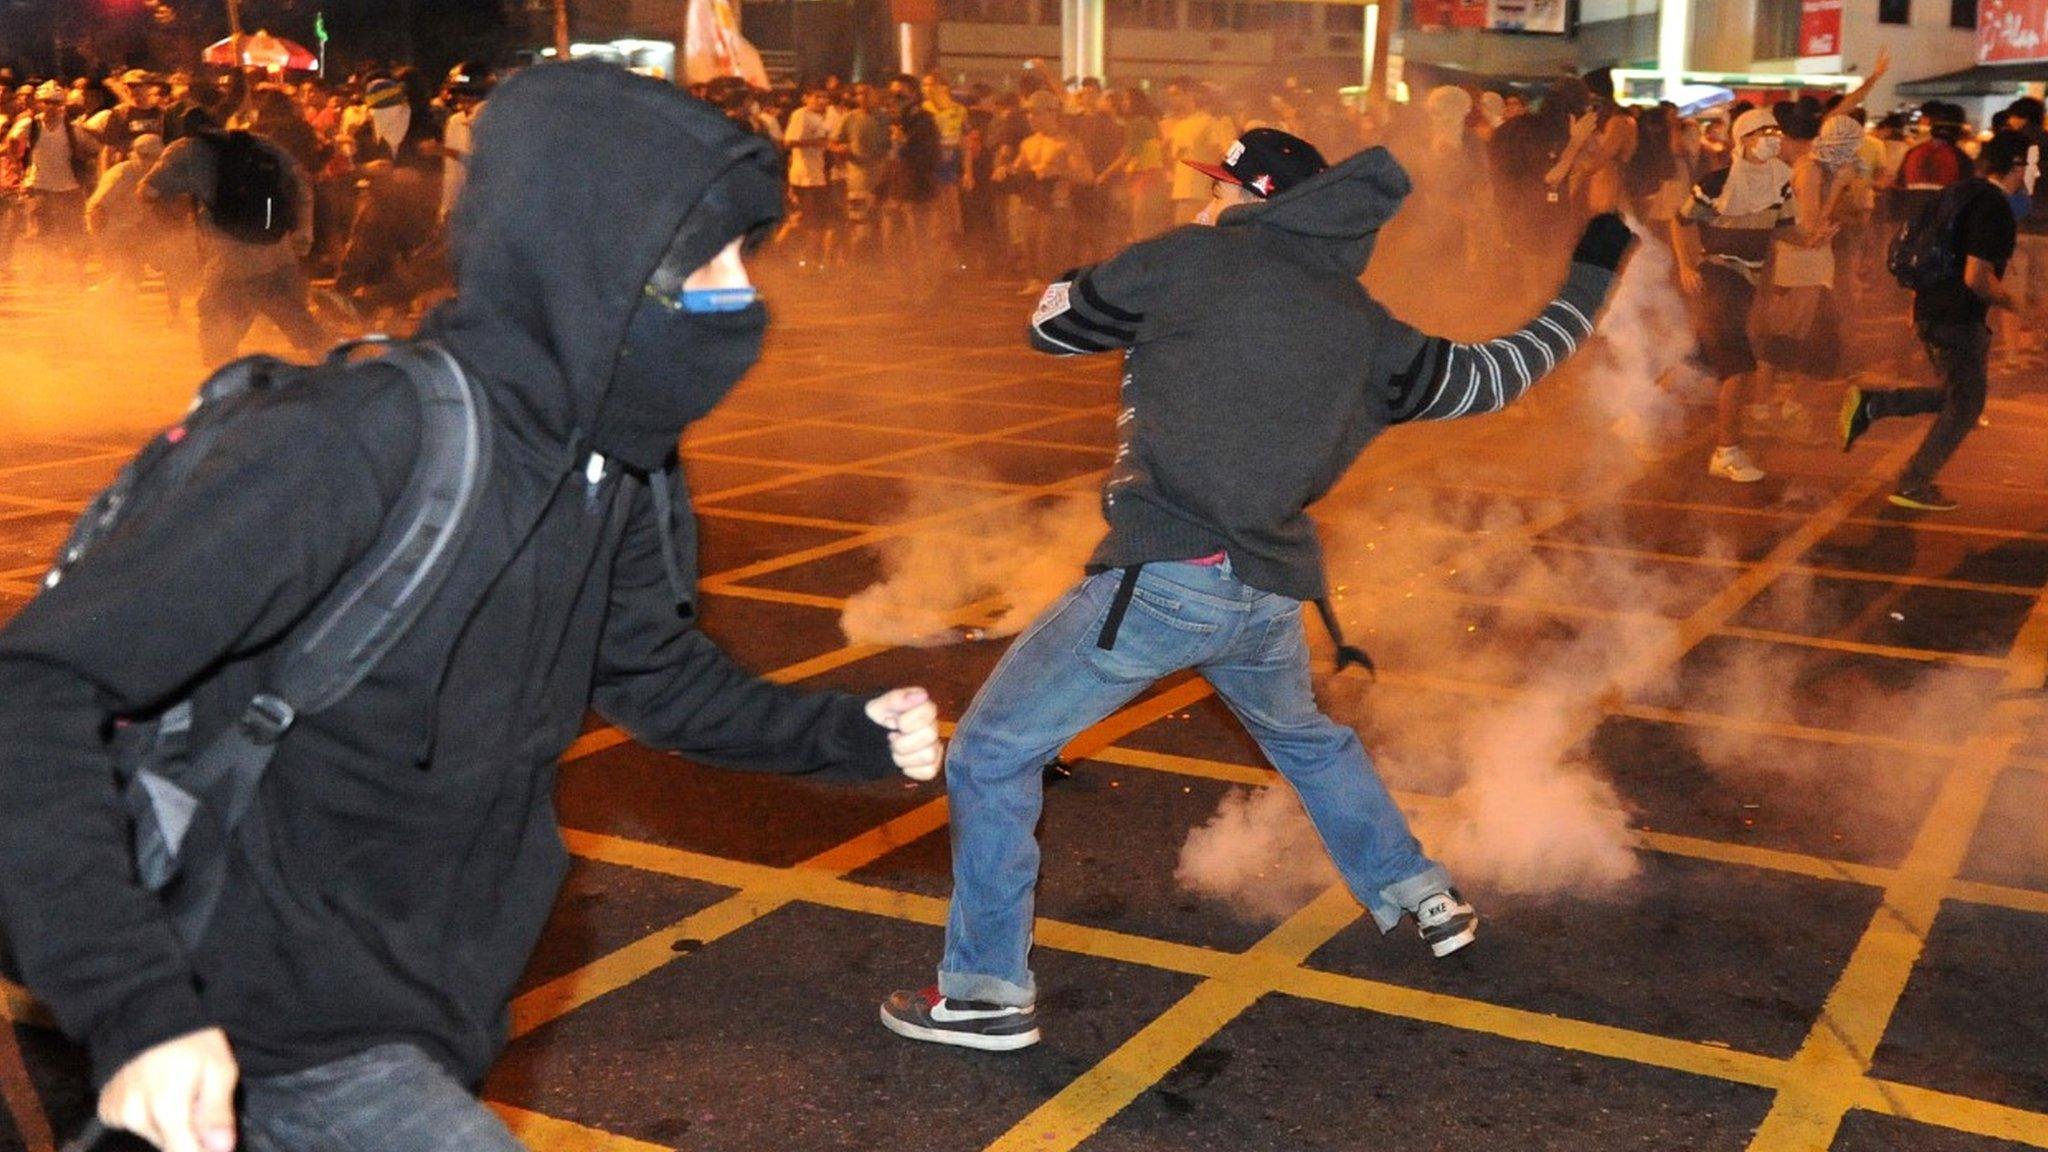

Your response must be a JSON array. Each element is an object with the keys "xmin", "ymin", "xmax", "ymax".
[
  {"xmin": 314, "ymin": 12, "xmax": 328, "ymax": 42},
  {"xmin": 684, "ymin": 0, "xmax": 769, "ymax": 88}
]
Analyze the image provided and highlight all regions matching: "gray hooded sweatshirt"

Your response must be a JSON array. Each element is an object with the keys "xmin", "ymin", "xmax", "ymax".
[{"xmin": 1029, "ymin": 145, "xmax": 1619, "ymax": 602}]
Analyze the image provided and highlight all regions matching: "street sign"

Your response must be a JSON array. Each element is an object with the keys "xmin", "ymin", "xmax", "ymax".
[
  {"xmin": 1799, "ymin": 0, "xmax": 1843, "ymax": 57},
  {"xmin": 1979, "ymin": 0, "xmax": 2048, "ymax": 63}
]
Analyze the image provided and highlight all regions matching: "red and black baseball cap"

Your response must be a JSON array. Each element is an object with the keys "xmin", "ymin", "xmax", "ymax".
[{"xmin": 1181, "ymin": 128, "xmax": 1328, "ymax": 198}]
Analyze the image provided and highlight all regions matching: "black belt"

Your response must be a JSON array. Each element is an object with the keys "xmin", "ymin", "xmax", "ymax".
[{"xmin": 1093, "ymin": 563, "xmax": 1373, "ymax": 677}]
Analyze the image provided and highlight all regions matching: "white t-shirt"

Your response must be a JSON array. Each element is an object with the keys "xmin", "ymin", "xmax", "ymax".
[
  {"xmin": 24, "ymin": 117, "xmax": 82, "ymax": 192},
  {"xmin": 784, "ymin": 107, "xmax": 833, "ymax": 188}
]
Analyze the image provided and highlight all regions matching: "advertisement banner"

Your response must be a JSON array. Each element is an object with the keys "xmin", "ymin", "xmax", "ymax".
[
  {"xmin": 1415, "ymin": 0, "xmax": 1489, "ymax": 31},
  {"xmin": 1799, "ymin": 0, "xmax": 1843, "ymax": 57},
  {"xmin": 1486, "ymin": 0, "xmax": 1569, "ymax": 35},
  {"xmin": 1979, "ymin": 0, "xmax": 2048, "ymax": 63}
]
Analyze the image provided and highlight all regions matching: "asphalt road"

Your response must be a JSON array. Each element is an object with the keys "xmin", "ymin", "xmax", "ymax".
[{"xmin": 0, "ymin": 245, "xmax": 2045, "ymax": 1152}]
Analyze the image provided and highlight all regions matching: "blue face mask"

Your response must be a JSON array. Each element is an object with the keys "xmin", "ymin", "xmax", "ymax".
[{"xmin": 677, "ymin": 286, "xmax": 759, "ymax": 314}]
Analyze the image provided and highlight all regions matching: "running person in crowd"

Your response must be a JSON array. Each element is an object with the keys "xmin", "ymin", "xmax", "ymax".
[
  {"xmin": 1841, "ymin": 131, "xmax": 2046, "ymax": 511},
  {"xmin": 879, "ymin": 127, "xmax": 1634, "ymax": 1051},
  {"xmin": 1674, "ymin": 107, "xmax": 1792, "ymax": 483}
]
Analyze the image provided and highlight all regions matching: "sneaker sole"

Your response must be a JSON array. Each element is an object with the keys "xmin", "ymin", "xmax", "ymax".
[
  {"xmin": 1427, "ymin": 922, "xmax": 1478, "ymax": 958},
  {"xmin": 1886, "ymin": 493, "xmax": 1958, "ymax": 512},
  {"xmin": 879, "ymin": 1006, "xmax": 1042, "ymax": 1051},
  {"xmin": 1710, "ymin": 468, "xmax": 1765, "ymax": 483}
]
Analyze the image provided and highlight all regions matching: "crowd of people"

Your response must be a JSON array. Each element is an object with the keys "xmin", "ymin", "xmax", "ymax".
[
  {"xmin": 0, "ymin": 44, "xmax": 2045, "ymax": 1152},
  {"xmin": 2, "ymin": 52, "xmax": 2044, "ymax": 499},
  {"xmin": 1, "ymin": 60, "xmax": 479, "ymax": 360}
]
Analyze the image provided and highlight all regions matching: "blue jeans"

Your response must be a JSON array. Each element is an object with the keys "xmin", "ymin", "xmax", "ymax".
[
  {"xmin": 938, "ymin": 560, "xmax": 1454, "ymax": 1007},
  {"xmin": 241, "ymin": 1043, "xmax": 524, "ymax": 1151}
]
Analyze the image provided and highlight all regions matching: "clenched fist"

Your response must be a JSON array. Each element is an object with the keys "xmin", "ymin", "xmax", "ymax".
[
  {"xmin": 867, "ymin": 687, "xmax": 943, "ymax": 781},
  {"xmin": 99, "ymin": 1026, "xmax": 238, "ymax": 1152}
]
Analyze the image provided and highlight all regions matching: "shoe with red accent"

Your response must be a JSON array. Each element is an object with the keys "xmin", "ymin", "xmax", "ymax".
[{"xmin": 880, "ymin": 986, "xmax": 1041, "ymax": 1051}]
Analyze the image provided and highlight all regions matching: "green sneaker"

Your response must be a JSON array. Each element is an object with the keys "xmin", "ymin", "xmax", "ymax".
[
  {"xmin": 1888, "ymin": 484, "xmax": 1959, "ymax": 512},
  {"xmin": 1839, "ymin": 387, "xmax": 1872, "ymax": 452}
]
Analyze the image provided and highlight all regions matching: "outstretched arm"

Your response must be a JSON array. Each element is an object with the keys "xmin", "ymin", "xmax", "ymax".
[
  {"xmin": 1026, "ymin": 233, "xmax": 1173, "ymax": 355},
  {"xmin": 1385, "ymin": 213, "xmax": 1633, "ymax": 422}
]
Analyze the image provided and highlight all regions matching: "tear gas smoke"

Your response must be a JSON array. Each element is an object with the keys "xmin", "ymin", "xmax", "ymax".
[
  {"xmin": 839, "ymin": 478, "xmax": 1104, "ymax": 647},
  {"xmin": 1176, "ymin": 785, "xmax": 1340, "ymax": 922}
]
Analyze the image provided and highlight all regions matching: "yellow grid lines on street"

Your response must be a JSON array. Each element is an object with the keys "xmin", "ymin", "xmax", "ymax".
[
  {"xmin": 487, "ymin": 1103, "xmax": 673, "ymax": 1152},
  {"xmin": 507, "ymin": 676, "xmax": 1215, "ymax": 1044},
  {"xmin": 1744, "ymin": 588, "xmax": 2048, "ymax": 1151}
]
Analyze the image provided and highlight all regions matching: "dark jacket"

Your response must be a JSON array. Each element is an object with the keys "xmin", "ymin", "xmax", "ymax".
[
  {"xmin": 1028, "ymin": 146, "xmax": 1619, "ymax": 602},
  {"xmin": 0, "ymin": 62, "xmax": 891, "ymax": 1090}
]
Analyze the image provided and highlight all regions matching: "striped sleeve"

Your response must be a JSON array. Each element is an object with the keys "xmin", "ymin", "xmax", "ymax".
[
  {"xmin": 1029, "ymin": 266, "xmax": 1145, "ymax": 355},
  {"xmin": 1387, "ymin": 262, "xmax": 1614, "ymax": 423},
  {"xmin": 1025, "ymin": 235, "xmax": 1171, "ymax": 356}
]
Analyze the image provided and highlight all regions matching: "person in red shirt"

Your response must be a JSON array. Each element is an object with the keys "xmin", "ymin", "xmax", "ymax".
[{"xmin": 1897, "ymin": 102, "xmax": 1970, "ymax": 222}]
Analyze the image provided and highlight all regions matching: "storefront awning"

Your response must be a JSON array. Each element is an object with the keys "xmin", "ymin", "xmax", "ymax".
[{"xmin": 1896, "ymin": 61, "xmax": 2048, "ymax": 97}]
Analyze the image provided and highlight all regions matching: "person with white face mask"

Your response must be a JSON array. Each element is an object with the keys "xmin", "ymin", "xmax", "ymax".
[
  {"xmin": 1749, "ymin": 112, "xmax": 1867, "ymax": 425},
  {"xmin": 1673, "ymin": 108, "xmax": 1793, "ymax": 483}
]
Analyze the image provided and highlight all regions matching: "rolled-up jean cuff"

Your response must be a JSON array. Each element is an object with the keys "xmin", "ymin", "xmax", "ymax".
[
  {"xmin": 938, "ymin": 970, "xmax": 1036, "ymax": 1008},
  {"xmin": 1372, "ymin": 865, "xmax": 1457, "ymax": 933}
]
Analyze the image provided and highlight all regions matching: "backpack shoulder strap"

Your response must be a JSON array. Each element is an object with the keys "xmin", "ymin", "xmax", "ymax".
[
  {"xmin": 140, "ymin": 342, "xmax": 489, "ymax": 954},
  {"xmin": 270, "ymin": 339, "xmax": 492, "ymax": 715}
]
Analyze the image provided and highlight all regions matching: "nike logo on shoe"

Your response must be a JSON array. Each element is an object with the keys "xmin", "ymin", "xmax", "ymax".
[{"xmin": 930, "ymin": 1000, "xmax": 1026, "ymax": 1023}]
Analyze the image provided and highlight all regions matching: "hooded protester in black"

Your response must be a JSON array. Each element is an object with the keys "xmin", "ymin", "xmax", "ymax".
[
  {"xmin": 1028, "ymin": 144, "xmax": 1629, "ymax": 604},
  {"xmin": 0, "ymin": 62, "xmax": 898, "ymax": 1093}
]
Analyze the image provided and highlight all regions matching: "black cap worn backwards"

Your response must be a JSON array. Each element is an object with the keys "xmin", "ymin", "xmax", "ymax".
[{"xmin": 1181, "ymin": 127, "xmax": 1328, "ymax": 199}]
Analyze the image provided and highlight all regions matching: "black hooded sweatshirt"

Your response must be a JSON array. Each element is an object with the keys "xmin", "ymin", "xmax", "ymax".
[
  {"xmin": 1028, "ymin": 146, "xmax": 1621, "ymax": 602},
  {"xmin": 0, "ymin": 63, "xmax": 893, "ymax": 1089}
]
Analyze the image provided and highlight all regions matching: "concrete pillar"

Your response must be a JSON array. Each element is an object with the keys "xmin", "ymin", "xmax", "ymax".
[
  {"xmin": 1657, "ymin": 0, "xmax": 1690, "ymax": 100},
  {"xmin": 1060, "ymin": 0, "xmax": 1104, "ymax": 84},
  {"xmin": 895, "ymin": 19, "xmax": 936, "ymax": 74},
  {"xmin": 1689, "ymin": 0, "xmax": 1755, "ymax": 75}
]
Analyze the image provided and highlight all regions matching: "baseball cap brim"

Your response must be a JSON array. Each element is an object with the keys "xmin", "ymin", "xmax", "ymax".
[{"xmin": 1181, "ymin": 158, "xmax": 1244, "ymax": 188}]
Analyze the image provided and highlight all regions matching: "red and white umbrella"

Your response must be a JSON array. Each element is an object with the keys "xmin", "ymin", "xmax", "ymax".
[{"xmin": 202, "ymin": 30, "xmax": 318, "ymax": 72}]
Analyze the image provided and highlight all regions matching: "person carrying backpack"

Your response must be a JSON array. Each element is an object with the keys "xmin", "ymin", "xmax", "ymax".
[
  {"xmin": 140, "ymin": 125, "xmax": 327, "ymax": 365},
  {"xmin": 0, "ymin": 62, "xmax": 943, "ymax": 1152},
  {"xmin": 1841, "ymin": 130, "xmax": 2046, "ymax": 511}
]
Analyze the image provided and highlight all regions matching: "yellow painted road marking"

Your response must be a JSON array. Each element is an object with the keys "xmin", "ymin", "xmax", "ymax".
[
  {"xmin": 487, "ymin": 1103, "xmax": 674, "ymax": 1151},
  {"xmin": 1715, "ymin": 625, "xmax": 2009, "ymax": 670},
  {"xmin": 1852, "ymin": 1077, "xmax": 2048, "ymax": 1147},
  {"xmin": 555, "ymin": 815, "xmax": 2048, "ymax": 1142},
  {"xmin": 516, "ymin": 670, "xmax": 1221, "ymax": 1040},
  {"xmin": 985, "ymin": 889, "xmax": 1362, "ymax": 1152},
  {"xmin": 1745, "ymin": 572, "xmax": 2048, "ymax": 1151}
]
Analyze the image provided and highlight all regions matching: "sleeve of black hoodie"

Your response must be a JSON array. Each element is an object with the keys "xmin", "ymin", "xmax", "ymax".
[
  {"xmin": 0, "ymin": 374, "xmax": 417, "ymax": 1087},
  {"xmin": 1382, "ymin": 214, "xmax": 1633, "ymax": 422},
  {"xmin": 591, "ymin": 480, "xmax": 894, "ymax": 782},
  {"xmin": 1026, "ymin": 232, "xmax": 1177, "ymax": 355}
]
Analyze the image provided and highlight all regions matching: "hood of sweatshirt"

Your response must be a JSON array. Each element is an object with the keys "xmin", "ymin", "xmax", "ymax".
[
  {"xmin": 1214, "ymin": 144, "xmax": 1411, "ymax": 276},
  {"xmin": 418, "ymin": 62, "xmax": 784, "ymax": 467}
]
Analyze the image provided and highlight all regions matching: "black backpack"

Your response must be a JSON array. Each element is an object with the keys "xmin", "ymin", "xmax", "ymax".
[
  {"xmin": 42, "ymin": 339, "xmax": 490, "ymax": 949},
  {"xmin": 1887, "ymin": 182, "xmax": 1977, "ymax": 292},
  {"xmin": 203, "ymin": 129, "xmax": 297, "ymax": 245}
]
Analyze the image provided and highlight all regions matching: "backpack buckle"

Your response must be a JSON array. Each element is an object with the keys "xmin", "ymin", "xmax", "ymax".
[{"xmin": 239, "ymin": 694, "xmax": 297, "ymax": 744}]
